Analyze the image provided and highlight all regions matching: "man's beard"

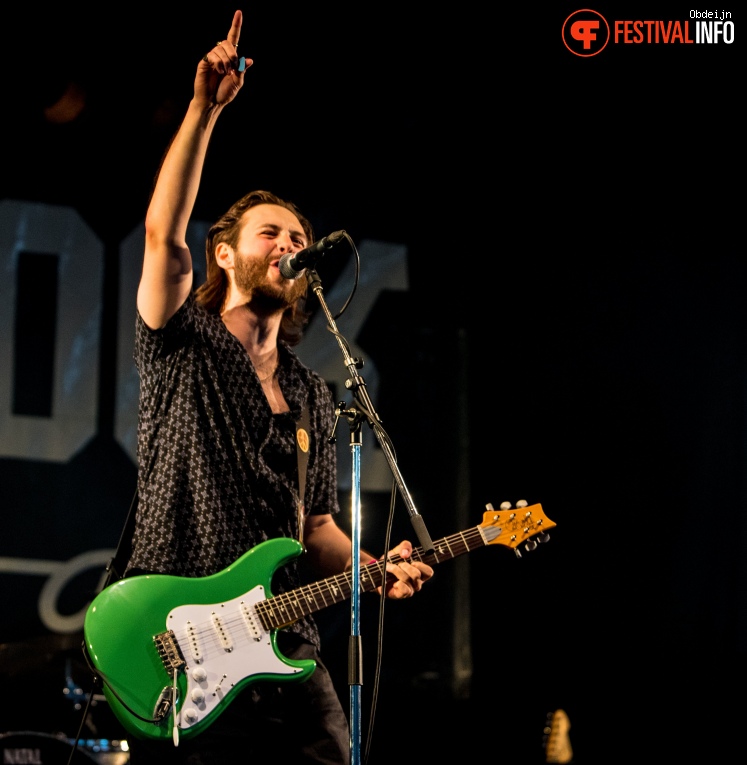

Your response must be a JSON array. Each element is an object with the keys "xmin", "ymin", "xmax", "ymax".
[{"xmin": 234, "ymin": 254, "xmax": 306, "ymax": 313}]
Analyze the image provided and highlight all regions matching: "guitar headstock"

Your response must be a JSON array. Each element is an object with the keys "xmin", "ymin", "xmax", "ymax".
[
  {"xmin": 479, "ymin": 500, "xmax": 556, "ymax": 557},
  {"xmin": 543, "ymin": 708, "xmax": 573, "ymax": 764}
]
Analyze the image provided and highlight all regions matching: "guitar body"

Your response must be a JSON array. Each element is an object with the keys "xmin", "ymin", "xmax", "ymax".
[{"xmin": 83, "ymin": 536, "xmax": 316, "ymax": 743}]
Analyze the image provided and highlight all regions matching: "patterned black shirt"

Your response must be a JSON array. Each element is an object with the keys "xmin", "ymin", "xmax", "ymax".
[{"xmin": 127, "ymin": 292, "xmax": 341, "ymax": 647}]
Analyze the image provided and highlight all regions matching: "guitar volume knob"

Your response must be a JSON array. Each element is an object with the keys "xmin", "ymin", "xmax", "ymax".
[
  {"xmin": 192, "ymin": 667, "xmax": 207, "ymax": 682},
  {"xmin": 191, "ymin": 688, "xmax": 205, "ymax": 703},
  {"xmin": 183, "ymin": 707, "xmax": 199, "ymax": 723}
]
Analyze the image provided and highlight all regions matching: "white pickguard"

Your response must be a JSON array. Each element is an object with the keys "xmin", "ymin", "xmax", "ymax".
[{"xmin": 166, "ymin": 584, "xmax": 304, "ymax": 730}]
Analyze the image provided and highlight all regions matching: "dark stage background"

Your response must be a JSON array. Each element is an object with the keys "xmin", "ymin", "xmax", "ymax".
[{"xmin": 1, "ymin": 4, "xmax": 742, "ymax": 763}]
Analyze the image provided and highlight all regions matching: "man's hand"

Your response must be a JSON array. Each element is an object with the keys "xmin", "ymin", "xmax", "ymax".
[
  {"xmin": 195, "ymin": 10, "xmax": 253, "ymax": 106},
  {"xmin": 381, "ymin": 541, "xmax": 434, "ymax": 600}
]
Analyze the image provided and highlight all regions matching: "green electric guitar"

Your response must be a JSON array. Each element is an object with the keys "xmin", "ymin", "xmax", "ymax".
[{"xmin": 83, "ymin": 501, "xmax": 554, "ymax": 744}]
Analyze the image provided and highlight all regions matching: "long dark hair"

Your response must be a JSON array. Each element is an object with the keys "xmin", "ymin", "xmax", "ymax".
[{"xmin": 194, "ymin": 190, "xmax": 315, "ymax": 346}]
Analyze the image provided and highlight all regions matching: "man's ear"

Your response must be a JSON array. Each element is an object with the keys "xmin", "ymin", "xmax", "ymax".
[{"xmin": 215, "ymin": 242, "xmax": 234, "ymax": 270}]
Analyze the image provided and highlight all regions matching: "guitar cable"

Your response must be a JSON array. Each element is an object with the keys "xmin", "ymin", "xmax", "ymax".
[
  {"xmin": 80, "ymin": 641, "xmax": 173, "ymax": 725},
  {"xmin": 79, "ymin": 489, "xmax": 177, "ymax": 730},
  {"xmin": 65, "ymin": 671, "xmax": 100, "ymax": 765}
]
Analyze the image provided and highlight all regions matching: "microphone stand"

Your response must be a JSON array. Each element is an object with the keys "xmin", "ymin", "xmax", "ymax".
[{"xmin": 304, "ymin": 267, "xmax": 434, "ymax": 765}]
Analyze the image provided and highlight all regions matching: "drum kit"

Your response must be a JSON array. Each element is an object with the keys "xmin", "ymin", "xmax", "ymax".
[
  {"xmin": 0, "ymin": 731, "xmax": 129, "ymax": 764},
  {"xmin": 0, "ymin": 633, "xmax": 130, "ymax": 764}
]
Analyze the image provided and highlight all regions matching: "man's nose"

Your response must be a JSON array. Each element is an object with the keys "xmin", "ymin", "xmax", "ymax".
[{"xmin": 277, "ymin": 234, "xmax": 295, "ymax": 252}]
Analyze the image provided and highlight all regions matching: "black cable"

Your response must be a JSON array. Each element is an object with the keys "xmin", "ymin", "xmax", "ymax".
[
  {"xmin": 80, "ymin": 641, "xmax": 166, "ymax": 725},
  {"xmin": 363, "ymin": 479, "xmax": 396, "ymax": 765},
  {"xmin": 65, "ymin": 676, "xmax": 99, "ymax": 765}
]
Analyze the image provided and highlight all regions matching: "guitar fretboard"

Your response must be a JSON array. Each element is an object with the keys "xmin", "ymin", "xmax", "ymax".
[{"xmin": 254, "ymin": 525, "xmax": 489, "ymax": 630}]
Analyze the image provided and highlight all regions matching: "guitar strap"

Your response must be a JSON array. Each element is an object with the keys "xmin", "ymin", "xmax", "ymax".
[
  {"xmin": 296, "ymin": 403, "xmax": 311, "ymax": 542},
  {"xmin": 101, "ymin": 491, "xmax": 138, "ymax": 587}
]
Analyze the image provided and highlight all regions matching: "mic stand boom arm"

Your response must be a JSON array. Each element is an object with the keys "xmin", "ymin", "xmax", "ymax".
[{"xmin": 305, "ymin": 268, "xmax": 435, "ymax": 555}]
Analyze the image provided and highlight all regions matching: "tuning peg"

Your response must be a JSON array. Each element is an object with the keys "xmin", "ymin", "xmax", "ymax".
[
  {"xmin": 513, "ymin": 548, "xmax": 522, "ymax": 559},
  {"xmin": 516, "ymin": 499, "xmax": 528, "ymax": 508},
  {"xmin": 499, "ymin": 501, "xmax": 512, "ymax": 511},
  {"xmin": 537, "ymin": 532, "xmax": 551, "ymax": 544},
  {"xmin": 524, "ymin": 539, "xmax": 538, "ymax": 552}
]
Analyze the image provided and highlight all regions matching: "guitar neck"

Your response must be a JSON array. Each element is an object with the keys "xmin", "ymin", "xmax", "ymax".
[{"xmin": 255, "ymin": 526, "xmax": 486, "ymax": 631}]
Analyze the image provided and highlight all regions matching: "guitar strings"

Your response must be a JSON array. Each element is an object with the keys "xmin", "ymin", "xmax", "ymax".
[{"xmin": 166, "ymin": 526, "xmax": 489, "ymax": 666}]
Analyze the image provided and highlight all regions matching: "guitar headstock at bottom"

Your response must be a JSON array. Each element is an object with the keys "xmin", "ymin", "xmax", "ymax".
[{"xmin": 543, "ymin": 708, "xmax": 573, "ymax": 764}]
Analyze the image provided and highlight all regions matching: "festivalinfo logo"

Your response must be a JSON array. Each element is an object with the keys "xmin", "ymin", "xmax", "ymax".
[{"xmin": 561, "ymin": 9, "xmax": 735, "ymax": 57}]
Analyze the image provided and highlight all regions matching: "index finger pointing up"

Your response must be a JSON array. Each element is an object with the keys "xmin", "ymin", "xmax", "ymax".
[{"xmin": 227, "ymin": 9, "xmax": 242, "ymax": 48}]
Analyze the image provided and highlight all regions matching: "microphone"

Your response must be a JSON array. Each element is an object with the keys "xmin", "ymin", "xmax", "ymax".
[{"xmin": 278, "ymin": 230, "xmax": 347, "ymax": 279}]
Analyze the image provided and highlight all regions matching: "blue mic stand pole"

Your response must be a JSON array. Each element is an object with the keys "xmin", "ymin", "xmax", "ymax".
[
  {"xmin": 304, "ymin": 266, "xmax": 365, "ymax": 764},
  {"xmin": 304, "ymin": 265, "xmax": 434, "ymax": 765}
]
